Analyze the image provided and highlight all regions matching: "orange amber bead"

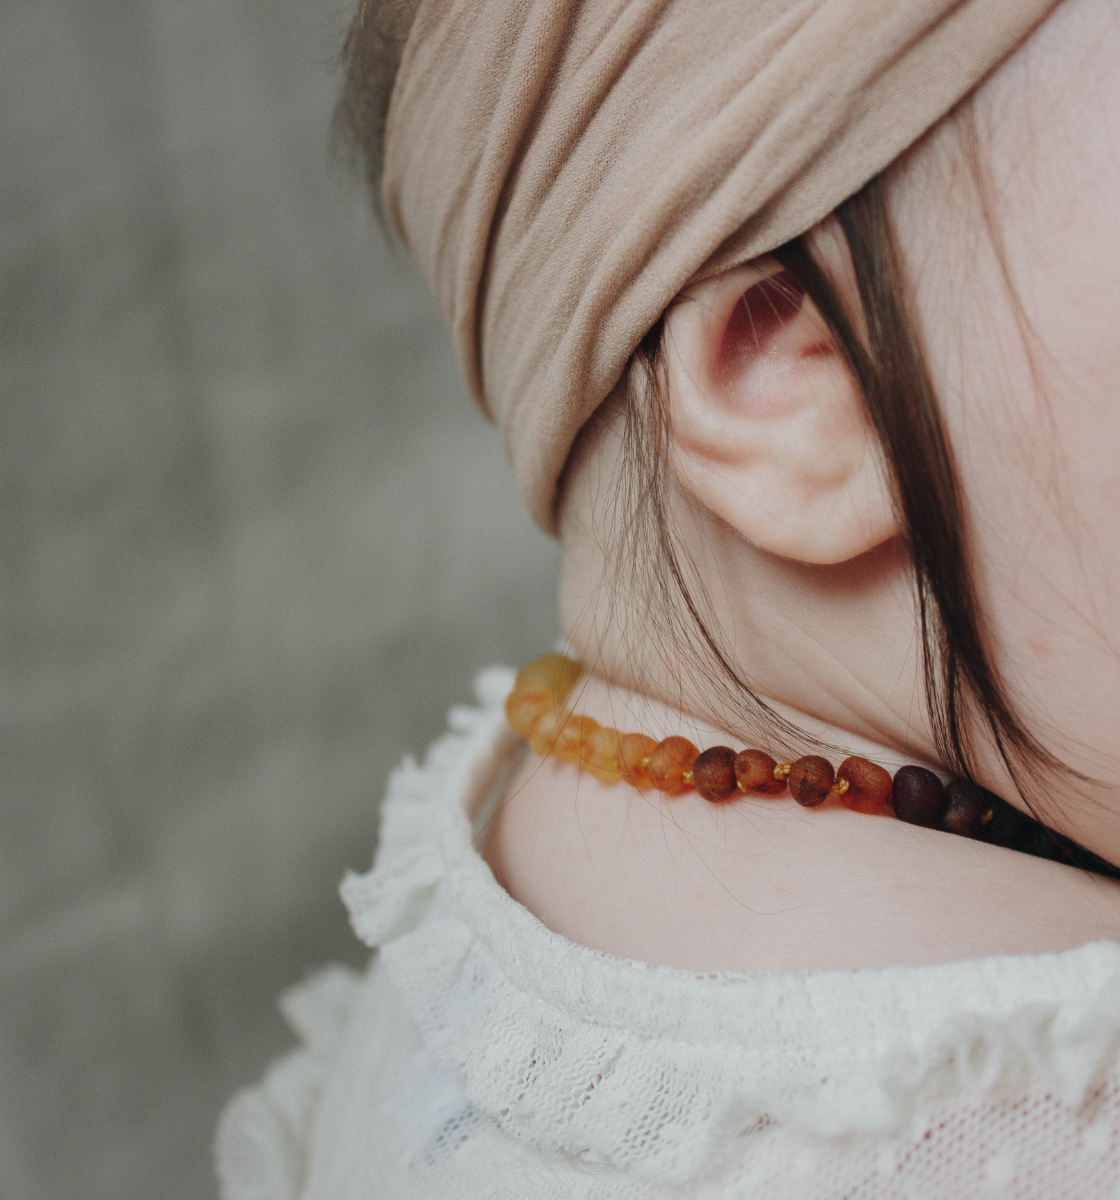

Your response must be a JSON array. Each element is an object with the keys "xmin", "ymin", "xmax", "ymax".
[
  {"xmin": 584, "ymin": 726, "xmax": 624, "ymax": 784},
  {"xmin": 505, "ymin": 686, "xmax": 553, "ymax": 737},
  {"xmin": 618, "ymin": 732, "xmax": 658, "ymax": 790},
  {"xmin": 527, "ymin": 709, "xmax": 596, "ymax": 760},
  {"xmin": 648, "ymin": 736, "xmax": 700, "ymax": 795},
  {"xmin": 788, "ymin": 755, "xmax": 834, "ymax": 807},
  {"xmin": 834, "ymin": 756, "xmax": 893, "ymax": 813},
  {"xmin": 693, "ymin": 746, "xmax": 738, "ymax": 802},
  {"xmin": 734, "ymin": 748, "xmax": 787, "ymax": 795}
]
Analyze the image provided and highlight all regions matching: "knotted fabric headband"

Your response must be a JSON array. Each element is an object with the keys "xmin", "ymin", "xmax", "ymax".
[{"xmin": 383, "ymin": 0, "xmax": 1054, "ymax": 534}]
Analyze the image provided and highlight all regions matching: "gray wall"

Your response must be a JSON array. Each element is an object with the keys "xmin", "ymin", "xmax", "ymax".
[{"xmin": 0, "ymin": 2, "xmax": 561, "ymax": 1197}]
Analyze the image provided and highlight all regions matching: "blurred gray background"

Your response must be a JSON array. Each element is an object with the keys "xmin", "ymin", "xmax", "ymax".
[{"xmin": 0, "ymin": 1, "xmax": 561, "ymax": 1196}]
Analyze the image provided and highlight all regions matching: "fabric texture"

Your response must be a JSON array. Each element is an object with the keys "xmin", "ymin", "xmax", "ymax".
[
  {"xmin": 216, "ymin": 667, "xmax": 1120, "ymax": 1199},
  {"xmin": 383, "ymin": 0, "xmax": 1057, "ymax": 533}
]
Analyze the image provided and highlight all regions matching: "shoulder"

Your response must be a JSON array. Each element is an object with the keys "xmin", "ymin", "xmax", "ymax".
[{"xmin": 484, "ymin": 750, "xmax": 1120, "ymax": 971}]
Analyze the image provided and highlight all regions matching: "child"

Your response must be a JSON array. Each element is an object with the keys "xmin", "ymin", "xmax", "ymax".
[{"xmin": 217, "ymin": 0, "xmax": 1120, "ymax": 1195}]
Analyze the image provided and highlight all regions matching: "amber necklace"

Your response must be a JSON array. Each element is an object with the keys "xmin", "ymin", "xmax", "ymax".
[{"xmin": 506, "ymin": 653, "xmax": 1120, "ymax": 878}]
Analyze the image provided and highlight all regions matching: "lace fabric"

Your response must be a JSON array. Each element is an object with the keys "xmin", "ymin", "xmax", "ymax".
[{"xmin": 216, "ymin": 667, "xmax": 1120, "ymax": 1199}]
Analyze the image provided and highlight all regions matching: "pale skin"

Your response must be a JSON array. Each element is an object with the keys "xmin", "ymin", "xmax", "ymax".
[{"xmin": 484, "ymin": 0, "xmax": 1120, "ymax": 971}]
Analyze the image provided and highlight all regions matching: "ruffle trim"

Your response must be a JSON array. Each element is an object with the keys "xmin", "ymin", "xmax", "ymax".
[
  {"xmin": 880, "ymin": 980, "xmax": 1120, "ymax": 1126},
  {"xmin": 214, "ymin": 966, "xmax": 361, "ymax": 1200},
  {"xmin": 339, "ymin": 665, "xmax": 515, "ymax": 948},
  {"xmin": 376, "ymin": 917, "xmax": 1120, "ymax": 1183},
  {"xmin": 341, "ymin": 667, "xmax": 1120, "ymax": 1184}
]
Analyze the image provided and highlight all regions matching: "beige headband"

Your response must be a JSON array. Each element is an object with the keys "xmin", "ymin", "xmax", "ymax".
[{"xmin": 383, "ymin": 0, "xmax": 1054, "ymax": 534}]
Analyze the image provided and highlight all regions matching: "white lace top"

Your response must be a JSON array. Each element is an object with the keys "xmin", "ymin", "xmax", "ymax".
[{"xmin": 215, "ymin": 667, "xmax": 1120, "ymax": 1199}]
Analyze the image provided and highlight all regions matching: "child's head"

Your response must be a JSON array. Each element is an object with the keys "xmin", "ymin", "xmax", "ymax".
[{"xmin": 340, "ymin": 0, "xmax": 1120, "ymax": 856}]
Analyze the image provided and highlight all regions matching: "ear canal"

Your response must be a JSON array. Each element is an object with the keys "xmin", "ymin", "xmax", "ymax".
[{"xmin": 721, "ymin": 271, "xmax": 806, "ymax": 359}]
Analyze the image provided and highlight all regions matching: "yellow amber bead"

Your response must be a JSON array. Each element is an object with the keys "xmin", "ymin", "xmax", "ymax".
[
  {"xmin": 514, "ymin": 654, "xmax": 583, "ymax": 708},
  {"xmin": 584, "ymin": 726, "xmax": 624, "ymax": 784},
  {"xmin": 504, "ymin": 687, "xmax": 553, "ymax": 737},
  {"xmin": 526, "ymin": 707, "xmax": 566, "ymax": 757}
]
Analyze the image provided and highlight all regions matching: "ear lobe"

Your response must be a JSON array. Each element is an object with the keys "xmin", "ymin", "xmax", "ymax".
[{"xmin": 664, "ymin": 256, "xmax": 899, "ymax": 565}]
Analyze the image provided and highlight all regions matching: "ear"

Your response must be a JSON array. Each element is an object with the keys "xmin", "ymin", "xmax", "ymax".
[{"xmin": 663, "ymin": 247, "xmax": 898, "ymax": 565}]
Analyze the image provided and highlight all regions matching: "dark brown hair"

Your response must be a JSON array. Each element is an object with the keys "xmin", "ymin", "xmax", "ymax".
[
  {"xmin": 616, "ymin": 177, "xmax": 1065, "ymax": 812},
  {"xmin": 333, "ymin": 2, "xmax": 1071, "ymax": 831}
]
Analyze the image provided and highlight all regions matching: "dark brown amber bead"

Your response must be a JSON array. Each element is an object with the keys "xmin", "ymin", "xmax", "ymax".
[
  {"xmin": 788, "ymin": 755, "xmax": 834, "ymax": 807},
  {"xmin": 938, "ymin": 777, "xmax": 985, "ymax": 838},
  {"xmin": 693, "ymin": 746, "xmax": 738, "ymax": 802},
  {"xmin": 892, "ymin": 765, "xmax": 946, "ymax": 826},
  {"xmin": 835, "ymin": 756, "xmax": 893, "ymax": 814},
  {"xmin": 648, "ymin": 736, "xmax": 700, "ymax": 796},
  {"xmin": 734, "ymin": 749, "xmax": 787, "ymax": 795},
  {"xmin": 973, "ymin": 793, "xmax": 1032, "ymax": 849},
  {"xmin": 618, "ymin": 732, "xmax": 658, "ymax": 790}
]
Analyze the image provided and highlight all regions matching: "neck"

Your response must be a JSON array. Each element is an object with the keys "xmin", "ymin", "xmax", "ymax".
[
  {"xmin": 557, "ymin": 437, "xmax": 942, "ymax": 778},
  {"xmin": 486, "ymin": 664, "xmax": 1120, "ymax": 971},
  {"xmin": 556, "ymin": 425, "xmax": 1120, "ymax": 869},
  {"xmin": 563, "ymin": 667, "xmax": 944, "ymax": 780}
]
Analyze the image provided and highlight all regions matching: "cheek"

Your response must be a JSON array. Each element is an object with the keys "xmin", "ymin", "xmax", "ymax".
[
  {"xmin": 947, "ymin": 366, "xmax": 1120, "ymax": 784},
  {"xmin": 988, "ymin": 58, "xmax": 1120, "ymax": 738},
  {"xmin": 901, "ymin": 2, "xmax": 1120, "ymax": 779},
  {"xmin": 946, "ymin": 259, "xmax": 1120, "ymax": 777}
]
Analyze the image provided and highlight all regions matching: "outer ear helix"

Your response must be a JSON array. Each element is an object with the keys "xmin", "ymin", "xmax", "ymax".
[{"xmin": 662, "ymin": 261, "xmax": 899, "ymax": 565}]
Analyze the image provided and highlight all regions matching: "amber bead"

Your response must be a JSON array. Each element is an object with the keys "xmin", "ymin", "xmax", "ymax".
[
  {"xmin": 734, "ymin": 748, "xmax": 787, "ymax": 796},
  {"xmin": 892, "ymin": 765, "xmax": 946, "ymax": 826},
  {"xmin": 693, "ymin": 746, "xmax": 738, "ymax": 802},
  {"xmin": 526, "ymin": 706, "xmax": 563, "ymax": 756},
  {"xmin": 554, "ymin": 714, "xmax": 599, "ymax": 764},
  {"xmin": 938, "ymin": 777, "xmax": 985, "ymax": 838},
  {"xmin": 648, "ymin": 736, "xmax": 700, "ymax": 795},
  {"xmin": 834, "ymin": 756, "xmax": 893, "ymax": 814},
  {"xmin": 973, "ymin": 792, "xmax": 1032, "ymax": 849},
  {"xmin": 514, "ymin": 654, "xmax": 583, "ymax": 707},
  {"xmin": 788, "ymin": 755, "xmax": 834, "ymax": 807},
  {"xmin": 505, "ymin": 687, "xmax": 553, "ymax": 737},
  {"xmin": 618, "ymin": 732, "xmax": 658, "ymax": 790},
  {"xmin": 528, "ymin": 710, "xmax": 597, "ymax": 762},
  {"xmin": 584, "ymin": 725, "xmax": 624, "ymax": 784}
]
